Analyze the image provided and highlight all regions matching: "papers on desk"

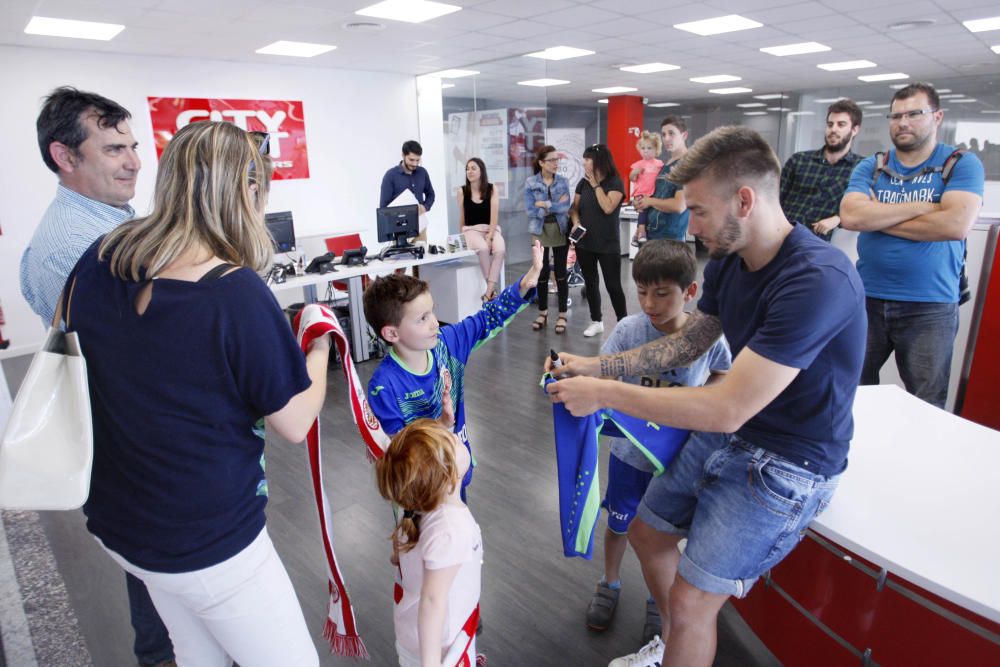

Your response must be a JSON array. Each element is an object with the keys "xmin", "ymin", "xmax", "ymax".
[{"xmin": 388, "ymin": 190, "xmax": 429, "ymax": 232}]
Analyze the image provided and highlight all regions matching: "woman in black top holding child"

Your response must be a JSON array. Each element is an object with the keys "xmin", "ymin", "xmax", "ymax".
[
  {"xmin": 457, "ymin": 157, "xmax": 505, "ymax": 301},
  {"xmin": 571, "ymin": 143, "xmax": 627, "ymax": 337}
]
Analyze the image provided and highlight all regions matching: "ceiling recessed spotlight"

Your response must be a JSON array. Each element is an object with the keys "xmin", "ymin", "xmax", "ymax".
[
  {"xmin": 744, "ymin": 111, "xmax": 768, "ymax": 116},
  {"xmin": 356, "ymin": 0, "xmax": 461, "ymax": 23},
  {"xmin": 620, "ymin": 62, "xmax": 680, "ymax": 74},
  {"xmin": 753, "ymin": 93, "xmax": 787, "ymax": 100},
  {"xmin": 858, "ymin": 72, "xmax": 908, "ymax": 82},
  {"xmin": 593, "ymin": 86, "xmax": 638, "ymax": 94},
  {"xmin": 674, "ymin": 14, "xmax": 763, "ymax": 36},
  {"xmin": 760, "ymin": 42, "xmax": 830, "ymax": 56},
  {"xmin": 788, "ymin": 111, "xmax": 815, "ymax": 116},
  {"xmin": 950, "ymin": 98, "xmax": 978, "ymax": 103},
  {"xmin": 887, "ymin": 19, "xmax": 935, "ymax": 31},
  {"xmin": 962, "ymin": 16, "xmax": 1000, "ymax": 33},
  {"xmin": 525, "ymin": 46, "xmax": 595, "ymax": 61},
  {"xmin": 818, "ymin": 60, "xmax": 877, "ymax": 71},
  {"xmin": 648, "ymin": 102, "xmax": 680, "ymax": 107},
  {"xmin": 342, "ymin": 21, "xmax": 385, "ymax": 32},
  {"xmin": 767, "ymin": 107, "xmax": 791, "ymax": 112},
  {"xmin": 256, "ymin": 40, "xmax": 337, "ymax": 57},
  {"xmin": 24, "ymin": 16, "xmax": 124, "ymax": 40},
  {"xmin": 690, "ymin": 74, "xmax": 742, "ymax": 84},
  {"xmin": 814, "ymin": 97, "xmax": 847, "ymax": 103},
  {"xmin": 737, "ymin": 102, "xmax": 767, "ymax": 107},
  {"xmin": 710, "ymin": 87, "xmax": 753, "ymax": 95},
  {"xmin": 517, "ymin": 78, "xmax": 570, "ymax": 87},
  {"xmin": 430, "ymin": 68, "xmax": 479, "ymax": 78}
]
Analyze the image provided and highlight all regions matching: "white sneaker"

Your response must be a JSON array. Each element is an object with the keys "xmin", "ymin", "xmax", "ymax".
[
  {"xmin": 608, "ymin": 635, "xmax": 665, "ymax": 667},
  {"xmin": 583, "ymin": 321, "xmax": 604, "ymax": 337}
]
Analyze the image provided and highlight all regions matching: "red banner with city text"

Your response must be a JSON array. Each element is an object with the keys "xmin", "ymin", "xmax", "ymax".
[{"xmin": 147, "ymin": 97, "xmax": 310, "ymax": 180}]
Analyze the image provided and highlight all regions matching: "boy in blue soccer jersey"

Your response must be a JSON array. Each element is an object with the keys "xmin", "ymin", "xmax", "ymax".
[
  {"xmin": 586, "ymin": 240, "xmax": 731, "ymax": 643},
  {"xmin": 364, "ymin": 242, "xmax": 544, "ymax": 494}
]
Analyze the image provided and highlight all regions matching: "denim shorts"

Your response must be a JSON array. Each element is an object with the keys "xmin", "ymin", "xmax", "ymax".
[
  {"xmin": 602, "ymin": 452, "xmax": 655, "ymax": 535},
  {"xmin": 638, "ymin": 431, "xmax": 838, "ymax": 598}
]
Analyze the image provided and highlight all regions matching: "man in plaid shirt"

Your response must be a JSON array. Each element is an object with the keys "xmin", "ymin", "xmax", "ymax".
[{"xmin": 779, "ymin": 99, "xmax": 863, "ymax": 241}]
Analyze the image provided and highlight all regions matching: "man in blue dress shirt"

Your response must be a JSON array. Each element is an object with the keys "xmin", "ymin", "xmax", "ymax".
[
  {"xmin": 19, "ymin": 86, "xmax": 176, "ymax": 667},
  {"xmin": 379, "ymin": 139, "xmax": 436, "ymax": 214}
]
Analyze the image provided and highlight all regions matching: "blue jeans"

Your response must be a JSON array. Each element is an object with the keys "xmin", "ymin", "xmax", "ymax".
[
  {"xmin": 638, "ymin": 432, "xmax": 838, "ymax": 598},
  {"xmin": 127, "ymin": 572, "xmax": 174, "ymax": 664},
  {"xmin": 861, "ymin": 297, "xmax": 959, "ymax": 409}
]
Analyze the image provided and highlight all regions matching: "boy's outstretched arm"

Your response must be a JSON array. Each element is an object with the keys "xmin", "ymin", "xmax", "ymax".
[{"xmin": 518, "ymin": 240, "xmax": 544, "ymax": 297}]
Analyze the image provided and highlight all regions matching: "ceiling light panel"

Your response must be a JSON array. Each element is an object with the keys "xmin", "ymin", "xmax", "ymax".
[
  {"xmin": 430, "ymin": 69, "xmax": 479, "ymax": 78},
  {"xmin": 858, "ymin": 73, "xmax": 908, "ymax": 82},
  {"xmin": 255, "ymin": 41, "xmax": 336, "ymax": 57},
  {"xmin": 674, "ymin": 15, "xmax": 763, "ymax": 36},
  {"xmin": 992, "ymin": 45, "xmax": 1000, "ymax": 54},
  {"xmin": 648, "ymin": 102, "xmax": 680, "ymax": 107},
  {"xmin": 760, "ymin": 42, "xmax": 830, "ymax": 57},
  {"xmin": 355, "ymin": 0, "xmax": 461, "ymax": 24},
  {"xmin": 737, "ymin": 102, "xmax": 767, "ymax": 107},
  {"xmin": 813, "ymin": 97, "xmax": 847, "ymax": 103},
  {"xmin": 593, "ymin": 86, "xmax": 638, "ymax": 94},
  {"xmin": 525, "ymin": 46, "xmax": 595, "ymax": 61},
  {"xmin": 620, "ymin": 63, "xmax": 680, "ymax": 74},
  {"xmin": 744, "ymin": 111, "xmax": 768, "ymax": 116},
  {"xmin": 24, "ymin": 16, "xmax": 124, "ymax": 40},
  {"xmin": 939, "ymin": 93, "xmax": 967, "ymax": 99},
  {"xmin": 690, "ymin": 74, "xmax": 742, "ymax": 84},
  {"xmin": 950, "ymin": 98, "xmax": 978, "ymax": 103},
  {"xmin": 818, "ymin": 60, "xmax": 877, "ymax": 71},
  {"xmin": 962, "ymin": 16, "xmax": 1000, "ymax": 33},
  {"xmin": 710, "ymin": 87, "xmax": 753, "ymax": 95},
  {"xmin": 753, "ymin": 93, "xmax": 787, "ymax": 100},
  {"xmin": 518, "ymin": 78, "xmax": 570, "ymax": 87}
]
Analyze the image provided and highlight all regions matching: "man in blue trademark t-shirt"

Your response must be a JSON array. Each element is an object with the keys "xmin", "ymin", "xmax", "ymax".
[
  {"xmin": 547, "ymin": 126, "xmax": 867, "ymax": 667},
  {"xmin": 841, "ymin": 82, "xmax": 984, "ymax": 408}
]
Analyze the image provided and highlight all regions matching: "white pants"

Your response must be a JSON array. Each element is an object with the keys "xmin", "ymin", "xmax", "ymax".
[
  {"xmin": 102, "ymin": 528, "xmax": 318, "ymax": 667},
  {"xmin": 462, "ymin": 224, "xmax": 506, "ymax": 286}
]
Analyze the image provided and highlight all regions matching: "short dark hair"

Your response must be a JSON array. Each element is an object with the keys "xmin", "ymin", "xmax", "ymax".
[
  {"xmin": 668, "ymin": 126, "xmax": 781, "ymax": 196},
  {"xmin": 582, "ymin": 143, "xmax": 619, "ymax": 182},
  {"xmin": 827, "ymin": 99, "xmax": 862, "ymax": 129},
  {"xmin": 661, "ymin": 115, "xmax": 687, "ymax": 134},
  {"xmin": 891, "ymin": 82, "xmax": 939, "ymax": 111},
  {"xmin": 533, "ymin": 144, "xmax": 557, "ymax": 175},
  {"xmin": 632, "ymin": 240, "xmax": 697, "ymax": 289},
  {"xmin": 363, "ymin": 273, "xmax": 429, "ymax": 342},
  {"xmin": 37, "ymin": 86, "xmax": 132, "ymax": 174},
  {"xmin": 402, "ymin": 140, "xmax": 423, "ymax": 156}
]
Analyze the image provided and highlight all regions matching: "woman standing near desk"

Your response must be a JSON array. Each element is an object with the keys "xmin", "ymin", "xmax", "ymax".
[
  {"xmin": 524, "ymin": 145, "xmax": 572, "ymax": 334},
  {"xmin": 458, "ymin": 157, "xmax": 505, "ymax": 301},
  {"xmin": 65, "ymin": 121, "xmax": 327, "ymax": 666}
]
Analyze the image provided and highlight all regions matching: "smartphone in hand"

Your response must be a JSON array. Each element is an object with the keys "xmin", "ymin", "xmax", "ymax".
[{"xmin": 568, "ymin": 225, "xmax": 587, "ymax": 244}]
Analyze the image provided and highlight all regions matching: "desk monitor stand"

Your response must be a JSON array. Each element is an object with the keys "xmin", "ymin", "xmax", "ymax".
[{"xmin": 379, "ymin": 242, "xmax": 425, "ymax": 261}]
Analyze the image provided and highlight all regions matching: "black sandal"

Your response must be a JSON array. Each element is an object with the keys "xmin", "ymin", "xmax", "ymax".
[
  {"xmin": 532, "ymin": 313, "xmax": 548, "ymax": 331},
  {"xmin": 554, "ymin": 316, "xmax": 567, "ymax": 335}
]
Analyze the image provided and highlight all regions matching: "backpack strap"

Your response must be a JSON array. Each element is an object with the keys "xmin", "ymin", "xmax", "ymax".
[
  {"xmin": 198, "ymin": 263, "xmax": 237, "ymax": 283},
  {"xmin": 940, "ymin": 148, "xmax": 965, "ymax": 185},
  {"xmin": 870, "ymin": 151, "xmax": 888, "ymax": 191}
]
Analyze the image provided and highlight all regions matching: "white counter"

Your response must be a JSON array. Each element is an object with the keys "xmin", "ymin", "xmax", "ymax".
[{"xmin": 813, "ymin": 385, "xmax": 1000, "ymax": 623}]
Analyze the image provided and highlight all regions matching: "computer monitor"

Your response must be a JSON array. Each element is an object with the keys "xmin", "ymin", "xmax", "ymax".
[
  {"xmin": 376, "ymin": 205, "xmax": 419, "ymax": 249},
  {"xmin": 264, "ymin": 211, "xmax": 296, "ymax": 252}
]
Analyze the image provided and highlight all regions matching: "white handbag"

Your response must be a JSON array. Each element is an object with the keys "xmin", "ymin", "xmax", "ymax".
[{"xmin": 0, "ymin": 284, "xmax": 92, "ymax": 510}]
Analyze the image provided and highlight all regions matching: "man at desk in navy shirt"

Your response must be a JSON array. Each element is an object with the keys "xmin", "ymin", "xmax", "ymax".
[{"xmin": 379, "ymin": 139, "xmax": 436, "ymax": 214}]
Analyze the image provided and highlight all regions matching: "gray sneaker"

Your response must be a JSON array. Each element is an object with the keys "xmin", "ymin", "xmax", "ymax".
[
  {"xmin": 608, "ymin": 635, "xmax": 665, "ymax": 667},
  {"xmin": 586, "ymin": 581, "xmax": 620, "ymax": 631},
  {"xmin": 642, "ymin": 599, "xmax": 662, "ymax": 645}
]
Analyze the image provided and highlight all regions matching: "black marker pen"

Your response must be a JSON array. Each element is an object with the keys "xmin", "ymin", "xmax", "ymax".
[{"xmin": 549, "ymin": 349, "xmax": 563, "ymax": 369}]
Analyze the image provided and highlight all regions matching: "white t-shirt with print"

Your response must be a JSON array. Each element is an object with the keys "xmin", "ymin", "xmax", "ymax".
[{"xmin": 394, "ymin": 503, "xmax": 483, "ymax": 661}]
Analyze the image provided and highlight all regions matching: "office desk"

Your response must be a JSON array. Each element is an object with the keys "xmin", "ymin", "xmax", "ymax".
[
  {"xmin": 731, "ymin": 385, "xmax": 1000, "ymax": 665},
  {"xmin": 269, "ymin": 249, "xmax": 476, "ymax": 362}
]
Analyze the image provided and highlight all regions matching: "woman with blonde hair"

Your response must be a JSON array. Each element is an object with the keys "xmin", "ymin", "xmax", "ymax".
[
  {"xmin": 65, "ymin": 121, "xmax": 327, "ymax": 666},
  {"xmin": 375, "ymin": 419, "xmax": 483, "ymax": 667}
]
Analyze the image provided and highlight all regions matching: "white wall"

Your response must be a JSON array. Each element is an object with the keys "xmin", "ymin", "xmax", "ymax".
[{"xmin": 0, "ymin": 45, "xmax": 426, "ymax": 358}]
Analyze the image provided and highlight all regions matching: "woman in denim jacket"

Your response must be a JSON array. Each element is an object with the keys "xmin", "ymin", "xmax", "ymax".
[{"xmin": 524, "ymin": 145, "xmax": 572, "ymax": 334}]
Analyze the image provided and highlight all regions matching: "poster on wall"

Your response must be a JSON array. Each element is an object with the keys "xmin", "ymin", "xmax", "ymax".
[
  {"xmin": 446, "ymin": 109, "xmax": 510, "ymax": 200},
  {"xmin": 508, "ymin": 108, "xmax": 547, "ymax": 169},
  {"xmin": 147, "ymin": 97, "xmax": 310, "ymax": 180},
  {"xmin": 545, "ymin": 128, "xmax": 586, "ymax": 194}
]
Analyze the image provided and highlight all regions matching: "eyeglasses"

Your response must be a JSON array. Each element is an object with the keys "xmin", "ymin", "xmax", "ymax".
[
  {"xmin": 247, "ymin": 130, "xmax": 270, "ymax": 155},
  {"xmin": 886, "ymin": 108, "xmax": 936, "ymax": 122},
  {"xmin": 541, "ymin": 157, "xmax": 560, "ymax": 163}
]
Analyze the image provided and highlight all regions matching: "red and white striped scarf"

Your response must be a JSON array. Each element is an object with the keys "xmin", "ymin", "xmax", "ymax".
[{"xmin": 294, "ymin": 304, "xmax": 391, "ymax": 658}]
